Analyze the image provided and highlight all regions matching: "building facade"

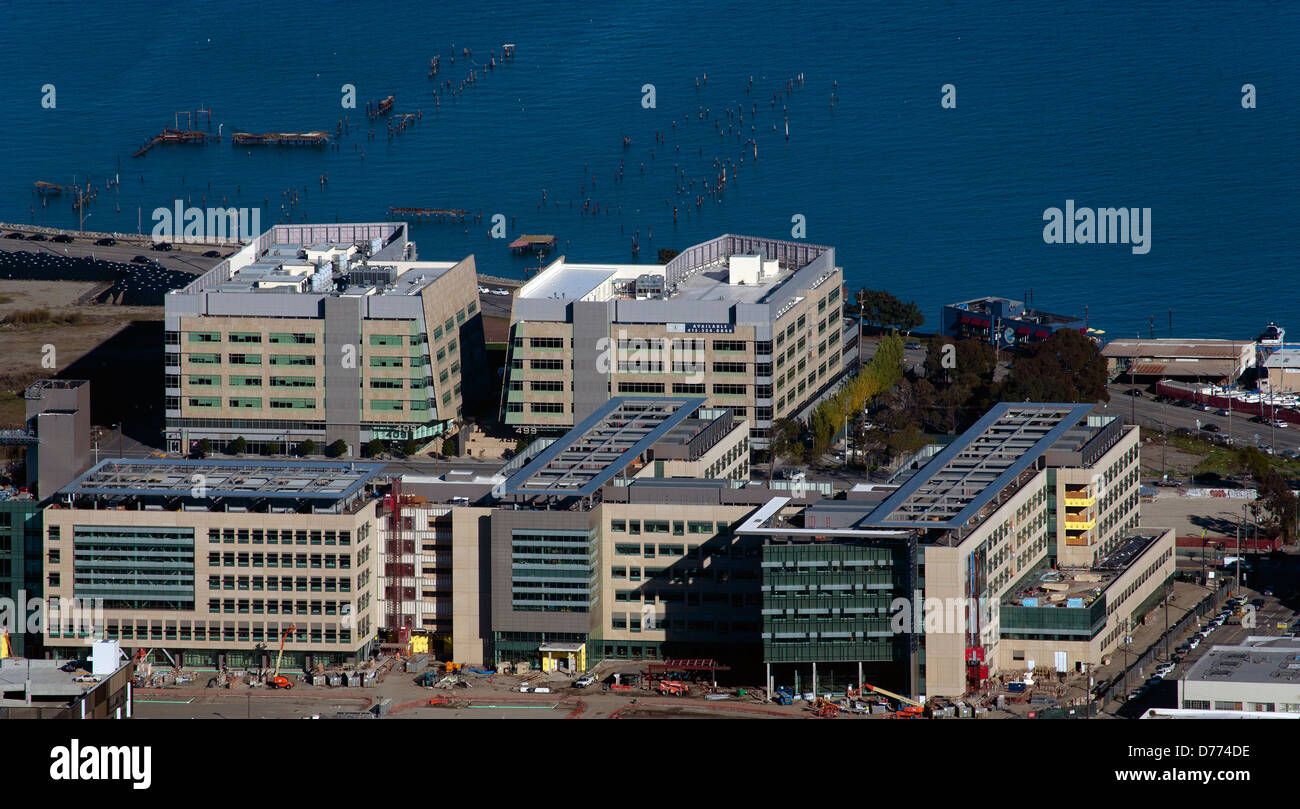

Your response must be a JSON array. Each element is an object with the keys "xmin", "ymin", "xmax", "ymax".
[
  {"xmin": 41, "ymin": 459, "xmax": 384, "ymax": 671},
  {"xmin": 164, "ymin": 223, "xmax": 487, "ymax": 456},
  {"xmin": 502, "ymin": 235, "xmax": 845, "ymax": 446}
]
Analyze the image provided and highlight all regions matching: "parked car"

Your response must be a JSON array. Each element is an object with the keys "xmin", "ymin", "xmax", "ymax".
[
  {"xmin": 131, "ymin": 255, "xmax": 152, "ymax": 264},
  {"xmin": 1172, "ymin": 399, "xmax": 1193, "ymax": 408},
  {"xmin": 1200, "ymin": 423, "xmax": 1221, "ymax": 433},
  {"xmin": 1196, "ymin": 403, "xmax": 1212, "ymax": 411},
  {"xmin": 1214, "ymin": 408, "xmax": 1230, "ymax": 416},
  {"xmin": 1124, "ymin": 388, "xmax": 1143, "ymax": 397},
  {"xmin": 27, "ymin": 232, "xmax": 47, "ymax": 241},
  {"xmin": 905, "ymin": 342, "xmax": 922, "ymax": 350},
  {"xmin": 1273, "ymin": 420, "xmax": 1288, "ymax": 428},
  {"xmin": 573, "ymin": 674, "xmax": 596, "ymax": 688},
  {"xmin": 51, "ymin": 233, "xmax": 74, "ymax": 243},
  {"xmin": 1188, "ymin": 637, "xmax": 1200, "ymax": 649},
  {"xmin": 150, "ymin": 241, "xmax": 173, "ymax": 252},
  {"xmin": 491, "ymin": 288, "xmax": 510, "ymax": 296},
  {"xmin": 202, "ymin": 249, "xmax": 223, "ymax": 258},
  {"xmin": 3, "ymin": 231, "xmax": 25, "ymax": 239},
  {"xmin": 94, "ymin": 237, "xmax": 116, "ymax": 246}
]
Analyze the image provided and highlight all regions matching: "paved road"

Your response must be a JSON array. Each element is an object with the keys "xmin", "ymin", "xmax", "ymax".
[{"xmin": 1107, "ymin": 383, "xmax": 1300, "ymax": 455}]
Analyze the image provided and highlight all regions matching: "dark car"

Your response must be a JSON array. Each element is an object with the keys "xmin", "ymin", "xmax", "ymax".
[
  {"xmin": 1201, "ymin": 423, "xmax": 1221, "ymax": 433},
  {"xmin": 1172, "ymin": 399, "xmax": 1193, "ymax": 408},
  {"xmin": 51, "ymin": 233, "xmax": 74, "ymax": 243},
  {"xmin": 4, "ymin": 231, "xmax": 25, "ymax": 239},
  {"xmin": 132, "ymin": 255, "xmax": 155, "ymax": 265},
  {"xmin": 1124, "ymin": 388, "xmax": 1143, "ymax": 397},
  {"xmin": 203, "ymin": 249, "xmax": 223, "ymax": 258},
  {"xmin": 1249, "ymin": 415, "xmax": 1266, "ymax": 424},
  {"xmin": 1153, "ymin": 479, "xmax": 1182, "ymax": 487},
  {"xmin": 95, "ymin": 237, "xmax": 116, "ymax": 246},
  {"xmin": 1193, "ymin": 472, "xmax": 1223, "ymax": 484},
  {"xmin": 27, "ymin": 233, "xmax": 47, "ymax": 241},
  {"xmin": 150, "ymin": 242, "xmax": 173, "ymax": 252}
]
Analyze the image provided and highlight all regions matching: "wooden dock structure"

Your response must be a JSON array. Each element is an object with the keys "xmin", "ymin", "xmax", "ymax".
[
  {"xmin": 367, "ymin": 94, "xmax": 395, "ymax": 120},
  {"xmin": 387, "ymin": 207, "xmax": 468, "ymax": 222},
  {"xmin": 509, "ymin": 234, "xmax": 557, "ymax": 255},
  {"xmin": 231, "ymin": 131, "xmax": 330, "ymax": 146},
  {"xmin": 34, "ymin": 181, "xmax": 68, "ymax": 196},
  {"xmin": 133, "ymin": 128, "xmax": 219, "ymax": 158}
]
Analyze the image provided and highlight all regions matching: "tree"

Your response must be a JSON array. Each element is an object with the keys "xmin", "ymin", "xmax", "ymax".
[
  {"xmin": 768, "ymin": 418, "xmax": 803, "ymax": 479},
  {"xmin": 193, "ymin": 438, "xmax": 212, "ymax": 458},
  {"xmin": 326, "ymin": 439, "xmax": 348, "ymax": 458},
  {"xmin": 226, "ymin": 436, "xmax": 247, "ymax": 456},
  {"xmin": 513, "ymin": 437, "xmax": 532, "ymax": 455},
  {"xmin": 1000, "ymin": 329, "xmax": 1109, "ymax": 404},
  {"xmin": 402, "ymin": 438, "xmax": 421, "ymax": 457},
  {"xmin": 854, "ymin": 289, "xmax": 924, "ymax": 333},
  {"xmin": 296, "ymin": 439, "xmax": 318, "ymax": 457},
  {"xmin": 267, "ymin": 441, "xmax": 285, "ymax": 456},
  {"xmin": 441, "ymin": 437, "xmax": 458, "ymax": 457},
  {"xmin": 364, "ymin": 439, "xmax": 387, "ymax": 458}
]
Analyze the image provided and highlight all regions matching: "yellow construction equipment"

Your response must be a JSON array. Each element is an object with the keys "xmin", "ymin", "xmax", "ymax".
[
  {"xmin": 0, "ymin": 631, "xmax": 11, "ymax": 659},
  {"xmin": 849, "ymin": 683, "xmax": 924, "ymax": 716}
]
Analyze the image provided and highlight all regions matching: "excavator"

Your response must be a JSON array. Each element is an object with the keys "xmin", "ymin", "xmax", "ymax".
[
  {"xmin": 849, "ymin": 683, "xmax": 926, "ymax": 718},
  {"xmin": 267, "ymin": 625, "xmax": 296, "ymax": 689}
]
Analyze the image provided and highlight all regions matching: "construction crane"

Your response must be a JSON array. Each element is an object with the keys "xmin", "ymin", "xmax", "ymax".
[
  {"xmin": 268, "ymin": 625, "xmax": 296, "ymax": 689},
  {"xmin": 849, "ymin": 683, "xmax": 925, "ymax": 717}
]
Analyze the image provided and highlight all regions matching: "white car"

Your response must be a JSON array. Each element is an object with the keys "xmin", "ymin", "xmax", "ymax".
[
  {"xmin": 573, "ymin": 674, "xmax": 596, "ymax": 688},
  {"xmin": 1273, "ymin": 420, "xmax": 1288, "ymax": 428},
  {"xmin": 491, "ymin": 288, "xmax": 510, "ymax": 296},
  {"xmin": 479, "ymin": 286, "xmax": 490, "ymax": 293},
  {"xmin": 1188, "ymin": 637, "xmax": 1201, "ymax": 649}
]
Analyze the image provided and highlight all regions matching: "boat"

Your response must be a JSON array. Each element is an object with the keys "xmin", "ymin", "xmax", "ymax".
[{"xmin": 1258, "ymin": 322, "xmax": 1286, "ymax": 348}]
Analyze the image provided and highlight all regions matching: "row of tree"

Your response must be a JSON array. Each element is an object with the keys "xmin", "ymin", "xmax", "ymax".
[
  {"xmin": 1236, "ymin": 446, "xmax": 1299, "ymax": 543},
  {"xmin": 766, "ymin": 334, "xmax": 908, "ymax": 475}
]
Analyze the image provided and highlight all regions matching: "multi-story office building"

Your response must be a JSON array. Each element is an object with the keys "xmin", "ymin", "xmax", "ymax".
[
  {"xmin": 502, "ymin": 235, "xmax": 846, "ymax": 446},
  {"xmin": 41, "ymin": 458, "xmax": 384, "ymax": 671},
  {"xmin": 941, "ymin": 296, "xmax": 1085, "ymax": 350},
  {"xmin": 164, "ymin": 222, "xmax": 487, "ymax": 456},
  {"xmin": 380, "ymin": 396, "xmax": 823, "ymax": 670},
  {"xmin": 742, "ymin": 403, "xmax": 1174, "ymax": 699}
]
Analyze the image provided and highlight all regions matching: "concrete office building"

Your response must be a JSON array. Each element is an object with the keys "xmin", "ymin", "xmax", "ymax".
[
  {"xmin": 164, "ymin": 222, "xmax": 487, "ymax": 456},
  {"xmin": 23, "ymin": 379, "xmax": 92, "ymax": 498},
  {"xmin": 41, "ymin": 458, "xmax": 384, "ymax": 670},
  {"xmin": 381, "ymin": 396, "xmax": 821, "ymax": 670},
  {"xmin": 502, "ymin": 234, "xmax": 845, "ymax": 446},
  {"xmin": 1177, "ymin": 637, "xmax": 1300, "ymax": 714},
  {"xmin": 741, "ymin": 403, "xmax": 1174, "ymax": 699}
]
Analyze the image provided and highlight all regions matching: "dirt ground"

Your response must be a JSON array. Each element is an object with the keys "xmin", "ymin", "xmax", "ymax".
[{"xmin": 0, "ymin": 280, "xmax": 161, "ymax": 427}]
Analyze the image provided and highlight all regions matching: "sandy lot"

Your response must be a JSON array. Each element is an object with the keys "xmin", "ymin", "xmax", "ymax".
[{"xmin": 0, "ymin": 280, "xmax": 161, "ymax": 427}]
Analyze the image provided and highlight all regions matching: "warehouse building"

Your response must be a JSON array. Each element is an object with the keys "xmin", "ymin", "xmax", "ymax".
[
  {"xmin": 41, "ymin": 458, "xmax": 385, "ymax": 671},
  {"xmin": 501, "ymin": 234, "xmax": 846, "ymax": 446},
  {"xmin": 1177, "ymin": 637, "xmax": 1300, "ymax": 714},
  {"xmin": 741, "ymin": 402, "xmax": 1174, "ymax": 699},
  {"xmin": 1102, "ymin": 338, "xmax": 1255, "ymax": 384},
  {"xmin": 163, "ymin": 222, "xmax": 487, "ymax": 457}
]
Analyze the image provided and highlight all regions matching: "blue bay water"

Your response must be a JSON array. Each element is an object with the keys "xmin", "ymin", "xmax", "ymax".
[{"xmin": 0, "ymin": 1, "xmax": 1295, "ymax": 339}]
